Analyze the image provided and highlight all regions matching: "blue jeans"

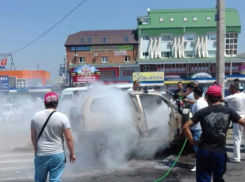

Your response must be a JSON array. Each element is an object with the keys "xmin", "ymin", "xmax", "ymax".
[
  {"xmin": 196, "ymin": 149, "xmax": 226, "ymax": 182},
  {"xmin": 34, "ymin": 153, "xmax": 66, "ymax": 182},
  {"xmin": 191, "ymin": 130, "xmax": 202, "ymax": 153}
]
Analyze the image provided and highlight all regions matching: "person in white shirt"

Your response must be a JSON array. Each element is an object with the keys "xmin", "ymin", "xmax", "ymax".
[
  {"xmin": 190, "ymin": 86, "xmax": 208, "ymax": 171},
  {"xmin": 224, "ymin": 82, "xmax": 245, "ymax": 163}
]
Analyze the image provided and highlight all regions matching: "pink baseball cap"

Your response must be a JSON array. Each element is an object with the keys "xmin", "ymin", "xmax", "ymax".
[
  {"xmin": 206, "ymin": 85, "xmax": 222, "ymax": 97},
  {"xmin": 44, "ymin": 92, "xmax": 58, "ymax": 104}
]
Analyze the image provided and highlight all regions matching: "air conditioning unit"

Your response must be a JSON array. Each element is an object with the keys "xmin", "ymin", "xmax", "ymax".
[
  {"xmin": 94, "ymin": 53, "xmax": 98, "ymax": 57},
  {"xmin": 167, "ymin": 41, "xmax": 173, "ymax": 45},
  {"xmin": 191, "ymin": 41, "xmax": 196, "ymax": 44}
]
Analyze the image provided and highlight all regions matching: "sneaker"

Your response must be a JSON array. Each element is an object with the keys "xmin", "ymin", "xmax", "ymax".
[
  {"xmin": 228, "ymin": 158, "xmax": 240, "ymax": 163},
  {"xmin": 191, "ymin": 165, "xmax": 196, "ymax": 172}
]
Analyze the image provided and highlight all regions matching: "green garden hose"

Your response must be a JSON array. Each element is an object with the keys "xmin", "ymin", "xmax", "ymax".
[{"xmin": 153, "ymin": 138, "xmax": 188, "ymax": 182}]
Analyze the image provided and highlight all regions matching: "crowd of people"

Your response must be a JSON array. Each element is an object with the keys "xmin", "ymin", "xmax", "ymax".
[
  {"xmin": 29, "ymin": 79, "xmax": 245, "ymax": 182},
  {"xmin": 172, "ymin": 79, "xmax": 245, "ymax": 182}
]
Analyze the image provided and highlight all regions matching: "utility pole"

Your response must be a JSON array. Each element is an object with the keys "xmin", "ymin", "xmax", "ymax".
[
  {"xmin": 64, "ymin": 53, "xmax": 67, "ymax": 86},
  {"xmin": 216, "ymin": 0, "xmax": 225, "ymax": 96}
]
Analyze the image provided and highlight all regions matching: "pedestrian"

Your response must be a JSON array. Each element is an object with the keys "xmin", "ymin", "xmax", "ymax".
[
  {"xmin": 182, "ymin": 85, "xmax": 244, "ymax": 182},
  {"xmin": 190, "ymin": 86, "xmax": 208, "ymax": 172},
  {"xmin": 224, "ymin": 82, "xmax": 245, "ymax": 163},
  {"xmin": 233, "ymin": 78, "xmax": 244, "ymax": 92},
  {"xmin": 31, "ymin": 92, "xmax": 76, "ymax": 182},
  {"xmin": 153, "ymin": 85, "xmax": 160, "ymax": 92},
  {"xmin": 127, "ymin": 80, "xmax": 141, "ymax": 91},
  {"xmin": 173, "ymin": 81, "xmax": 184, "ymax": 100}
]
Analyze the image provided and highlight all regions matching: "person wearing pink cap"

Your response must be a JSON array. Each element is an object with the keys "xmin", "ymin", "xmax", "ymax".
[
  {"xmin": 182, "ymin": 85, "xmax": 245, "ymax": 182},
  {"xmin": 31, "ymin": 92, "xmax": 76, "ymax": 182}
]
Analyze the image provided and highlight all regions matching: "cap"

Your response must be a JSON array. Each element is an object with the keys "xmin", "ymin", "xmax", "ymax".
[
  {"xmin": 44, "ymin": 92, "xmax": 58, "ymax": 104},
  {"xmin": 206, "ymin": 85, "xmax": 222, "ymax": 97}
]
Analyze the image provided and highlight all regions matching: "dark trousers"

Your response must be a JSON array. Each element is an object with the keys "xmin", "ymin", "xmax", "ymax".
[{"xmin": 196, "ymin": 149, "xmax": 227, "ymax": 182}]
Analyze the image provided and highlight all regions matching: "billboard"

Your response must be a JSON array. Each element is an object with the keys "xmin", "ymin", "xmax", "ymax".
[
  {"xmin": 132, "ymin": 72, "xmax": 164, "ymax": 83},
  {"xmin": 91, "ymin": 45, "xmax": 133, "ymax": 51},
  {"xmin": 72, "ymin": 65, "xmax": 100, "ymax": 83},
  {"xmin": 0, "ymin": 58, "xmax": 8, "ymax": 69},
  {"xmin": 0, "ymin": 76, "xmax": 9, "ymax": 94}
]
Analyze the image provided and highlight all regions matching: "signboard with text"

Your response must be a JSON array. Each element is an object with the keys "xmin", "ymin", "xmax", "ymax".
[
  {"xmin": 0, "ymin": 76, "xmax": 9, "ymax": 94},
  {"xmin": 70, "ymin": 46, "xmax": 90, "ymax": 51},
  {"xmin": 133, "ymin": 72, "xmax": 164, "ymax": 83},
  {"xmin": 0, "ymin": 58, "xmax": 8, "ymax": 70},
  {"xmin": 91, "ymin": 45, "xmax": 133, "ymax": 51}
]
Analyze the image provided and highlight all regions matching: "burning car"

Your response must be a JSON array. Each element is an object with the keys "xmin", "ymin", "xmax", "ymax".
[{"xmin": 70, "ymin": 89, "xmax": 182, "ymax": 160}]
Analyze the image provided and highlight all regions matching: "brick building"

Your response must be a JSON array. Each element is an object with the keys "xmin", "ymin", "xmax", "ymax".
[{"xmin": 65, "ymin": 30, "xmax": 139, "ymax": 85}]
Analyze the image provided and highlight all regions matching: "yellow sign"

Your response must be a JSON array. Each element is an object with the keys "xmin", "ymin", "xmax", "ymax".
[{"xmin": 133, "ymin": 72, "xmax": 164, "ymax": 82}]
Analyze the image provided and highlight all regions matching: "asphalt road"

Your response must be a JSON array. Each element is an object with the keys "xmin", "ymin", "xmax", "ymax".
[{"xmin": 0, "ymin": 122, "xmax": 245, "ymax": 182}]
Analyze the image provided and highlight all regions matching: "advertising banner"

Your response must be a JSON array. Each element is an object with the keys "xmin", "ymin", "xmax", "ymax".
[
  {"xmin": 0, "ymin": 58, "xmax": 7, "ymax": 70},
  {"xmin": 133, "ymin": 72, "xmax": 164, "ymax": 82},
  {"xmin": 70, "ymin": 46, "xmax": 90, "ymax": 51},
  {"xmin": 72, "ymin": 65, "xmax": 100, "ymax": 83},
  {"xmin": 189, "ymin": 66, "xmax": 209, "ymax": 73},
  {"xmin": 0, "ymin": 76, "xmax": 9, "ymax": 94},
  {"xmin": 91, "ymin": 45, "xmax": 133, "ymax": 51},
  {"xmin": 157, "ymin": 67, "xmax": 186, "ymax": 73},
  {"xmin": 114, "ymin": 51, "xmax": 127, "ymax": 56},
  {"xmin": 211, "ymin": 65, "xmax": 240, "ymax": 73}
]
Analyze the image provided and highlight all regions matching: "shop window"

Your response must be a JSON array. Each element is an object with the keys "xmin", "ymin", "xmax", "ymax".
[
  {"xmin": 100, "ymin": 71, "xmax": 116, "ymax": 79},
  {"xmin": 162, "ymin": 35, "xmax": 172, "ymax": 42},
  {"xmin": 123, "ymin": 70, "xmax": 134, "ymax": 76},
  {"xmin": 124, "ymin": 56, "xmax": 131, "ymax": 62},
  {"xmin": 143, "ymin": 35, "xmax": 150, "ymax": 40},
  {"xmin": 143, "ymin": 65, "xmax": 150, "ymax": 71},
  {"xmin": 101, "ymin": 56, "xmax": 108, "ymax": 63},
  {"xmin": 17, "ymin": 79, "xmax": 27, "ymax": 88},
  {"xmin": 161, "ymin": 52, "xmax": 171, "ymax": 58},
  {"xmin": 79, "ymin": 57, "xmax": 85, "ymax": 63}
]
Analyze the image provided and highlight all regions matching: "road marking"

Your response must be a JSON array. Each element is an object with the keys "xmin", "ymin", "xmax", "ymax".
[
  {"xmin": 0, "ymin": 153, "xmax": 33, "ymax": 158},
  {"xmin": 0, "ymin": 159, "xmax": 33, "ymax": 164}
]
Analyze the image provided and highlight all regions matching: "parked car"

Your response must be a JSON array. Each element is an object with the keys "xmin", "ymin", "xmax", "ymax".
[{"xmin": 0, "ymin": 104, "xmax": 22, "ymax": 123}]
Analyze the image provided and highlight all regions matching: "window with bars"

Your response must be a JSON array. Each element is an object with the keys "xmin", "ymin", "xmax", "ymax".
[
  {"xmin": 225, "ymin": 31, "xmax": 238, "ymax": 55},
  {"xmin": 17, "ymin": 79, "xmax": 27, "ymax": 88}
]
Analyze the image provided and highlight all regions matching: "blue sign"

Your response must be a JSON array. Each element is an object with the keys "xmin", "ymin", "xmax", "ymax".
[
  {"xmin": 0, "ymin": 76, "xmax": 9, "ymax": 94},
  {"xmin": 70, "ymin": 46, "xmax": 90, "ymax": 51},
  {"xmin": 17, "ymin": 87, "xmax": 30, "ymax": 92}
]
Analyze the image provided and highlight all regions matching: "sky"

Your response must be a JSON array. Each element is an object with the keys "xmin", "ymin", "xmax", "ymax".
[{"xmin": 0, "ymin": 0, "xmax": 244, "ymax": 81}]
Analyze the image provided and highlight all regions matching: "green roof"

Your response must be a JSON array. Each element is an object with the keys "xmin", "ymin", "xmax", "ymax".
[{"xmin": 137, "ymin": 8, "xmax": 241, "ymax": 35}]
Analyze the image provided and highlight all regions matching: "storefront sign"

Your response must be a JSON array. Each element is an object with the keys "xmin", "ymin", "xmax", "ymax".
[
  {"xmin": 114, "ymin": 51, "xmax": 127, "ymax": 56},
  {"xmin": 70, "ymin": 46, "xmax": 90, "ymax": 51},
  {"xmin": 91, "ymin": 45, "xmax": 133, "ymax": 51},
  {"xmin": 189, "ymin": 66, "xmax": 209, "ymax": 73},
  {"xmin": 211, "ymin": 65, "xmax": 240, "ymax": 73},
  {"xmin": 190, "ymin": 72, "xmax": 212, "ymax": 78},
  {"xmin": 0, "ymin": 58, "xmax": 7, "ymax": 69},
  {"xmin": 72, "ymin": 65, "xmax": 100, "ymax": 83},
  {"xmin": 240, "ymin": 63, "xmax": 245, "ymax": 75},
  {"xmin": 0, "ymin": 76, "xmax": 9, "ymax": 94},
  {"xmin": 133, "ymin": 72, "xmax": 164, "ymax": 82},
  {"xmin": 157, "ymin": 67, "xmax": 186, "ymax": 73}
]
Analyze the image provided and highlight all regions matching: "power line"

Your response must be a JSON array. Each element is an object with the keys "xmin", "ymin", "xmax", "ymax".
[{"xmin": 12, "ymin": 0, "xmax": 87, "ymax": 55}]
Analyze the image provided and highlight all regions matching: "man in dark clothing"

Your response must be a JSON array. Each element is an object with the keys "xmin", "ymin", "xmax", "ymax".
[
  {"xmin": 182, "ymin": 85, "xmax": 245, "ymax": 182},
  {"xmin": 173, "ymin": 81, "xmax": 184, "ymax": 100}
]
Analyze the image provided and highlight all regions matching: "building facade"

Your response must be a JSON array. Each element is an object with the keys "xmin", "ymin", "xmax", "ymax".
[
  {"xmin": 0, "ymin": 70, "xmax": 50, "ymax": 93},
  {"xmin": 65, "ymin": 30, "xmax": 139, "ymax": 85},
  {"xmin": 137, "ymin": 8, "xmax": 244, "ymax": 80}
]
